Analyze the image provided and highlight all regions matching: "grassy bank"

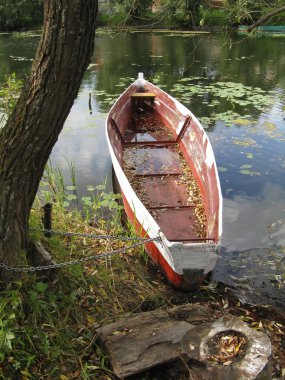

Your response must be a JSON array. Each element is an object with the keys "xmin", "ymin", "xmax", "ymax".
[
  {"xmin": 0, "ymin": 177, "xmax": 284, "ymax": 379},
  {"xmin": 0, "ymin": 165, "xmax": 171, "ymax": 379}
]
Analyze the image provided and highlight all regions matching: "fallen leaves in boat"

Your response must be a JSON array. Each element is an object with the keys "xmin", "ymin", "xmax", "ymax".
[
  {"xmin": 178, "ymin": 151, "xmax": 207, "ymax": 237},
  {"xmin": 124, "ymin": 112, "xmax": 174, "ymax": 142},
  {"xmin": 123, "ymin": 111, "xmax": 207, "ymax": 239}
]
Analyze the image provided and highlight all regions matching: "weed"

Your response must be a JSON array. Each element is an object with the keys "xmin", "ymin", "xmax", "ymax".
[
  {"xmin": 0, "ymin": 73, "xmax": 23, "ymax": 128},
  {"xmin": 0, "ymin": 158, "xmax": 169, "ymax": 378}
]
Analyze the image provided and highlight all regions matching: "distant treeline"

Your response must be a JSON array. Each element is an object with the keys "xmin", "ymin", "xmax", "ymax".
[
  {"xmin": 98, "ymin": 0, "xmax": 285, "ymax": 30},
  {"xmin": 1, "ymin": 0, "xmax": 284, "ymax": 31},
  {"xmin": 0, "ymin": 0, "xmax": 43, "ymax": 31}
]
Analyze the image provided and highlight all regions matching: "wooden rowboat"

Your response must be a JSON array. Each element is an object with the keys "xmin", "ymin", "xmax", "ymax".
[{"xmin": 106, "ymin": 74, "xmax": 222, "ymax": 290}]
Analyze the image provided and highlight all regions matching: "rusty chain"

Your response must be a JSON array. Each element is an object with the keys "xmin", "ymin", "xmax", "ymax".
[{"xmin": 0, "ymin": 228, "xmax": 161, "ymax": 273}]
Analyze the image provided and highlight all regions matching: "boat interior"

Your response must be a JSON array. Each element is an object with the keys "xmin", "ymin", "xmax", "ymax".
[{"xmin": 111, "ymin": 93, "xmax": 209, "ymax": 243}]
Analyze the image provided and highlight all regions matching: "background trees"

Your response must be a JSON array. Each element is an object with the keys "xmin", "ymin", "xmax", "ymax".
[
  {"xmin": 0, "ymin": 0, "xmax": 284, "ymax": 31},
  {"xmin": 101, "ymin": 0, "xmax": 285, "ymax": 29},
  {"xmin": 109, "ymin": 0, "xmax": 153, "ymax": 22},
  {"xmin": 0, "ymin": 0, "xmax": 43, "ymax": 30},
  {"xmin": 225, "ymin": 0, "xmax": 285, "ymax": 26}
]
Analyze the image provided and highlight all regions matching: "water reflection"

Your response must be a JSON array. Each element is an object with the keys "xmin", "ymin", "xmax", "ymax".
[
  {"xmin": 222, "ymin": 183, "xmax": 285, "ymax": 251},
  {"xmin": 51, "ymin": 81, "xmax": 113, "ymax": 195},
  {"xmin": 1, "ymin": 31, "xmax": 285, "ymax": 308}
]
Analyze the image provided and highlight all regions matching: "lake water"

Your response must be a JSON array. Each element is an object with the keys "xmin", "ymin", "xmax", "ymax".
[{"xmin": 1, "ymin": 30, "xmax": 285, "ymax": 309}]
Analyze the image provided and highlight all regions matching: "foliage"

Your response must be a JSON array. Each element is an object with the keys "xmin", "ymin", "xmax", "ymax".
[
  {"xmin": 0, "ymin": 73, "xmax": 23, "ymax": 128},
  {"xmin": 220, "ymin": 0, "xmax": 285, "ymax": 26},
  {"xmin": 0, "ymin": 0, "xmax": 43, "ymax": 31},
  {"xmin": 97, "ymin": 11, "xmax": 129, "ymax": 27},
  {"xmin": 0, "ymin": 162, "xmax": 169, "ymax": 378},
  {"xmin": 1, "ymin": 0, "xmax": 284, "ymax": 31},
  {"xmin": 98, "ymin": 0, "xmax": 285, "ymax": 29},
  {"xmin": 109, "ymin": 0, "xmax": 154, "ymax": 23},
  {"xmin": 158, "ymin": 0, "xmax": 202, "ymax": 27}
]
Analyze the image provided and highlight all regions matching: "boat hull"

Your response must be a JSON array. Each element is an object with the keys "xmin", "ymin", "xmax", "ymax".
[
  {"xmin": 121, "ymin": 191, "xmax": 218, "ymax": 290},
  {"xmin": 106, "ymin": 80, "xmax": 222, "ymax": 290}
]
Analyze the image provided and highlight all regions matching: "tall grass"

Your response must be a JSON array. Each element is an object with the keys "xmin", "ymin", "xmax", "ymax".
[
  {"xmin": 0, "ymin": 74, "xmax": 168, "ymax": 379},
  {"xmin": 0, "ymin": 73, "xmax": 23, "ymax": 129},
  {"xmin": 0, "ymin": 163, "xmax": 168, "ymax": 379}
]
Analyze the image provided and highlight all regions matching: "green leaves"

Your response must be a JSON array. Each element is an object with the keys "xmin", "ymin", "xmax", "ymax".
[
  {"xmin": 0, "ymin": 313, "xmax": 15, "ymax": 354},
  {"xmin": 0, "ymin": 0, "xmax": 43, "ymax": 31},
  {"xmin": 0, "ymin": 73, "xmax": 23, "ymax": 127},
  {"xmin": 239, "ymin": 164, "xmax": 261, "ymax": 176}
]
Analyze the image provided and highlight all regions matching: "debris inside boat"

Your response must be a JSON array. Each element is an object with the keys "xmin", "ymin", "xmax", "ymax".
[{"xmin": 123, "ymin": 110, "xmax": 207, "ymax": 240}]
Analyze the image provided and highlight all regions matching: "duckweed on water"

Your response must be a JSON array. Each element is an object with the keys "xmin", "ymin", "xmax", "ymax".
[
  {"xmin": 92, "ymin": 77, "xmax": 135, "ymax": 110},
  {"xmin": 170, "ymin": 77, "xmax": 276, "ymax": 128}
]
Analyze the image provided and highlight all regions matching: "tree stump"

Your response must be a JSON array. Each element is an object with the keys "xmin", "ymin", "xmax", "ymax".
[
  {"xmin": 96, "ymin": 304, "xmax": 272, "ymax": 379},
  {"xmin": 96, "ymin": 304, "xmax": 212, "ymax": 377}
]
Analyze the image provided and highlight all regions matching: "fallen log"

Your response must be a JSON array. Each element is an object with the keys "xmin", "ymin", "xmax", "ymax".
[
  {"xmin": 96, "ymin": 304, "xmax": 272, "ymax": 379},
  {"xmin": 96, "ymin": 304, "xmax": 209, "ymax": 377}
]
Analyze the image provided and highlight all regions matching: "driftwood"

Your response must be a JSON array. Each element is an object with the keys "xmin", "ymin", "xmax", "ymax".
[
  {"xmin": 28, "ymin": 241, "xmax": 58, "ymax": 280},
  {"xmin": 96, "ymin": 304, "xmax": 211, "ymax": 378},
  {"xmin": 96, "ymin": 304, "xmax": 272, "ymax": 379}
]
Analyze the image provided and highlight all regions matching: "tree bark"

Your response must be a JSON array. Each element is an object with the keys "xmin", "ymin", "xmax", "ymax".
[
  {"xmin": 247, "ymin": 5, "xmax": 285, "ymax": 32},
  {"xmin": 0, "ymin": 0, "xmax": 98, "ymax": 278}
]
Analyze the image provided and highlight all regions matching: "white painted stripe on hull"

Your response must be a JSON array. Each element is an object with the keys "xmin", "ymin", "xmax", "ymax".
[{"xmin": 105, "ymin": 81, "xmax": 223, "ymax": 276}]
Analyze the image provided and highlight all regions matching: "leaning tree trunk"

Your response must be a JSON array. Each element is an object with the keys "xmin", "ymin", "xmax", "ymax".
[
  {"xmin": 247, "ymin": 5, "xmax": 285, "ymax": 32},
  {"xmin": 0, "ymin": 0, "xmax": 98, "ymax": 279}
]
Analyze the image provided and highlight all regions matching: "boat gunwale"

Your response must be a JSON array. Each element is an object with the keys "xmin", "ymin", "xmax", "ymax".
[{"xmin": 105, "ymin": 80, "xmax": 223, "ymax": 278}]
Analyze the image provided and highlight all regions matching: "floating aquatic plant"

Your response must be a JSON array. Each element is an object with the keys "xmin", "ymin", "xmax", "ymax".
[{"xmin": 170, "ymin": 77, "xmax": 276, "ymax": 129}]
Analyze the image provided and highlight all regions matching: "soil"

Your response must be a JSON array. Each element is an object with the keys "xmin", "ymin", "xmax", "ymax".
[{"xmin": 128, "ymin": 260, "xmax": 285, "ymax": 380}]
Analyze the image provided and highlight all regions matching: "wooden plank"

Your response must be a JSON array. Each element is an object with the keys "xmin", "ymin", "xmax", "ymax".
[
  {"xmin": 134, "ymin": 172, "xmax": 182, "ymax": 177},
  {"xmin": 96, "ymin": 305, "xmax": 272, "ymax": 379},
  {"xmin": 131, "ymin": 92, "xmax": 156, "ymax": 98},
  {"xmin": 141, "ymin": 175, "xmax": 192, "ymax": 208},
  {"xmin": 96, "ymin": 304, "xmax": 210, "ymax": 378},
  {"xmin": 151, "ymin": 208, "xmax": 200, "ymax": 241},
  {"xmin": 124, "ymin": 140, "xmax": 176, "ymax": 147},
  {"xmin": 110, "ymin": 118, "xmax": 125, "ymax": 145},
  {"xmin": 176, "ymin": 116, "xmax": 192, "ymax": 143}
]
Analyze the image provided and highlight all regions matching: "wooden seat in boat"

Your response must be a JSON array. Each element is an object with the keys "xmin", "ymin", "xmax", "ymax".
[{"xmin": 130, "ymin": 92, "xmax": 156, "ymax": 99}]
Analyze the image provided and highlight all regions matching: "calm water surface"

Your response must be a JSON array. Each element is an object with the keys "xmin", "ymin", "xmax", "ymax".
[{"xmin": 1, "ymin": 31, "xmax": 285, "ymax": 309}]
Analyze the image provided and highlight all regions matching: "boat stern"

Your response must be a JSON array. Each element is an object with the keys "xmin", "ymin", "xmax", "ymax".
[{"xmin": 159, "ymin": 232, "xmax": 219, "ymax": 290}]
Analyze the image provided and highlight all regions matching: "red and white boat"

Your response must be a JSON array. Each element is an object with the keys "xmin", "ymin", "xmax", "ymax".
[{"xmin": 106, "ymin": 74, "xmax": 222, "ymax": 290}]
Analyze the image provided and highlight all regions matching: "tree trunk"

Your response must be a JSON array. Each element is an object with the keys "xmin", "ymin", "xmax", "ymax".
[{"xmin": 0, "ymin": 0, "xmax": 98, "ymax": 279}]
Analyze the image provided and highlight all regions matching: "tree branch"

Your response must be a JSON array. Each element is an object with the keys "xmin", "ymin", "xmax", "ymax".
[{"xmin": 247, "ymin": 5, "xmax": 285, "ymax": 32}]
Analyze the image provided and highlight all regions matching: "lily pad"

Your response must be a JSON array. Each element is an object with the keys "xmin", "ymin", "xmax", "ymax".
[
  {"xmin": 218, "ymin": 167, "xmax": 228, "ymax": 172},
  {"xmin": 234, "ymin": 118, "xmax": 252, "ymax": 125}
]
